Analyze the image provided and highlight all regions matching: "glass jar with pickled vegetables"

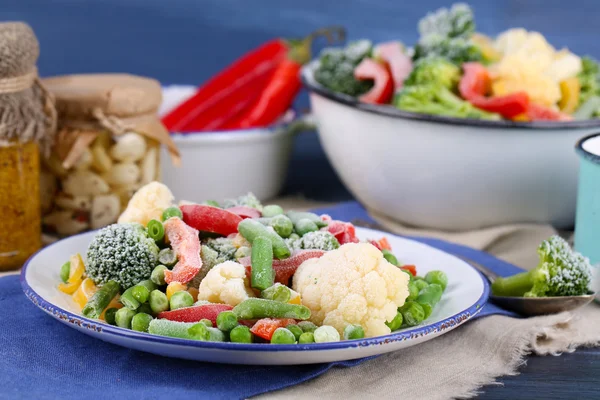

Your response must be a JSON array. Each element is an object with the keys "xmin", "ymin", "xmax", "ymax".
[
  {"xmin": 40, "ymin": 74, "xmax": 180, "ymax": 237},
  {"xmin": 0, "ymin": 22, "xmax": 57, "ymax": 271}
]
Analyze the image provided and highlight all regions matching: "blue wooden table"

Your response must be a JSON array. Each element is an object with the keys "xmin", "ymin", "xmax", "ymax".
[{"xmin": 4, "ymin": 0, "xmax": 600, "ymax": 397}]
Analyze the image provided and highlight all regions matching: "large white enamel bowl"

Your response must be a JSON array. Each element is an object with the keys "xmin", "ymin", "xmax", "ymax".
[
  {"xmin": 301, "ymin": 62, "xmax": 600, "ymax": 230},
  {"xmin": 159, "ymin": 85, "xmax": 295, "ymax": 202},
  {"xmin": 21, "ymin": 227, "xmax": 488, "ymax": 365}
]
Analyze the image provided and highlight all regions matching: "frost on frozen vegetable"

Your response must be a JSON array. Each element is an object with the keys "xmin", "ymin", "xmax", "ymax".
[
  {"xmin": 118, "ymin": 181, "xmax": 174, "ymax": 226},
  {"xmin": 163, "ymin": 217, "xmax": 202, "ymax": 285},
  {"xmin": 198, "ymin": 261, "xmax": 255, "ymax": 306},
  {"xmin": 292, "ymin": 242, "xmax": 410, "ymax": 338},
  {"xmin": 86, "ymin": 223, "xmax": 159, "ymax": 289},
  {"xmin": 286, "ymin": 230, "xmax": 340, "ymax": 251}
]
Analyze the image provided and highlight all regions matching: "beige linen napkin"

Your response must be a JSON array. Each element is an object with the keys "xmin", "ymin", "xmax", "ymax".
[{"xmin": 259, "ymin": 204, "xmax": 600, "ymax": 400}]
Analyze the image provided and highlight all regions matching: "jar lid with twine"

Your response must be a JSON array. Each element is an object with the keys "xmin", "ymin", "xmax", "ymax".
[
  {"xmin": 0, "ymin": 22, "xmax": 57, "ymax": 153},
  {"xmin": 42, "ymin": 73, "xmax": 181, "ymax": 167}
]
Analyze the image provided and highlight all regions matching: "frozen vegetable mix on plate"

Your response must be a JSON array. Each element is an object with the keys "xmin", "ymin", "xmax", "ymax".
[
  {"xmin": 313, "ymin": 3, "xmax": 600, "ymax": 122},
  {"xmin": 57, "ymin": 181, "xmax": 453, "ymax": 343}
]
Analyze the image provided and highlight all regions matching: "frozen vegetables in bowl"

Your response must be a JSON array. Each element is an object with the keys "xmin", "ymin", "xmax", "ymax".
[
  {"xmin": 159, "ymin": 85, "xmax": 295, "ymax": 202},
  {"xmin": 300, "ymin": 4, "xmax": 600, "ymax": 230}
]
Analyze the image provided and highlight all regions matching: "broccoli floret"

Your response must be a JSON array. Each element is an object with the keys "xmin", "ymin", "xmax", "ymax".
[
  {"xmin": 86, "ymin": 223, "xmax": 159, "ymax": 289},
  {"xmin": 413, "ymin": 34, "xmax": 483, "ymax": 64},
  {"xmin": 404, "ymin": 57, "xmax": 461, "ymax": 89},
  {"xmin": 418, "ymin": 3, "xmax": 475, "ymax": 39},
  {"xmin": 222, "ymin": 193, "xmax": 263, "ymax": 211},
  {"xmin": 205, "ymin": 237, "xmax": 237, "ymax": 261},
  {"xmin": 577, "ymin": 56, "xmax": 600, "ymax": 107},
  {"xmin": 491, "ymin": 236, "xmax": 592, "ymax": 298},
  {"xmin": 286, "ymin": 231, "xmax": 340, "ymax": 251},
  {"xmin": 395, "ymin": 84, "xmax": 499, "ymax": 120},
  {"xmin": 314, "ymin": 40, "xmax": 374, "ymax": 97}
]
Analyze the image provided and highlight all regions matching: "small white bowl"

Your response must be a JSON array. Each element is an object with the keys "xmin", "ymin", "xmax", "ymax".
[
  {"xmin": 160, "ymin": 86, "xmax": 295, "ymax": 202},
  {"xmin": 301, "ymin": 62, "xmax": 600, "ymax": 230}
]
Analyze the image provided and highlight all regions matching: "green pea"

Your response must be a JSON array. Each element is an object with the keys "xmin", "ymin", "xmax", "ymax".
[
  {"xmin": 149, "ymin": 290, "xmax": 169, "ymax": 314},
  {"xmin": 417, "ymin": 284, "xmax": 443, "ymax": 307},
  {"xmin": 104, "ymin": 308, "xmax": 119, "ymax": 325},
  {"xmin": 115, "ymin": 308, "xmax": 137, "ymax": 329},
  {"xmin": 188, "ymin": 323, "xmax": 210, "ymax": 341},
  {"xmin": 297, "ymin": 321, "xmax": 318, "ymax": 333},
  {"xmin": 59, "ymin": 261, "xmax": 71, "ymax": 283},
  {"xmin": 343, "ymin": 324, "xmax": 365, "ymax": 340},
  {"xmin": 131, "ymin": 313, "xmax": 153, "ymax": 332},
  {"xmin": 286, "ymin": 324, "xmax": 303, "ymax": 341},
  {"xmin": 385, "ymin": 311, "xmax": 404, "ymax": 331},
  {"xmin": 137, "ymin": 303, "xmax": 153, "ymax": 316},
  {"xmin": 400, "ymin": 301, "xmax": 425, "ymax": 327},
  {"xmin": 216, "ymin": 311, "xmax": 238, "ymax": 332},
  {"xmin": 131, "ymin": 285, "xmax": 150, "ymax": 304},
  {"xmin": 207, "ymin": 327, "xmax": 226, "ymax": 342},
  {"xmin": 158, "ymin": 249, "xmax": 178, "ymax": 268},
  {"xmin": 298, "ymin": 332, "xmax": 315, "ymax": 344},
  {"xmin": 230, "ymin": 325, "xmax": 253, "ymax": 343},
  {"xmin": 200, "ymin": 319, "xmax": 213, "ymax": 327},
  {"xmin": 269, "ymin": 215, "xmax": 294, "ymax": 238},
  {"xmin": 421, "ymin": 303, "xmax": 433, "ymax": 320},
  {"xmin": 262, "ymin": 205, "xmax": 284, "ymax": 218},
  {"xmin": 170, "ymin": 291, "xmax": 194, "ymax": 311},
  {"xmin": 425, "ymin": 270, "xmax": 448, "ymax": 291},
  {"xmin": 162, "ymin": 206, "xmax": 183, "ymax": 221},
  {"xmin": 151, "ymin": 265, "xmax": 168, "ymax": 286},
  {"xmin": 414, "ymin": 279, "xmax": 429, "ymax": 291},
  {"xmin": 271, "ymin": 328, "xmax": 296, "ymax": 344},
  {"xmin": 382, "ymin": 250, "xmax": 399, "ymax": 266},
  {"xmin": 407, "ymin": 281, "xmax": 419, "ymax": 301}
]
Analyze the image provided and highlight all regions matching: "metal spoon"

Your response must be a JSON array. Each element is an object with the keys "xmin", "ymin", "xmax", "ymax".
[
  {"xmin": 351, "ymin": 219, "xmax": 595, "ymax": 316},
  {"xmin": 458, "ymin": 257, "xmax": 595, "ymax": 316}
]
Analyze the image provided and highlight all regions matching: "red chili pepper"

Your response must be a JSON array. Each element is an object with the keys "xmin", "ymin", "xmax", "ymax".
[
  {"xmin": 354, "ymin": 58, "xmax": 395, "ymax": 104},
  {"xmin": 225, "ymin": 205, "xmax": 262, "ymax": 219},
  {"xmin": 401, "ymin": 265, "xmax": 417, "ymax": 276},
  {"xmin": 161, "ymin": 40, "xmax": 288, "ymax": 132},
  {"xmin": 180, "ymin": 204, "xmax": 243, "ymax": 236},
  {"xmin": 231, "ymin": 26, "xmax": 346, "ymax": 129},
  {"xmin": 459, "ymin": 62, "xmax": 529, "ymax": 119},
  {"xmin": 158, "ymin": 304, "xmax": 233, "ymax": 325}
]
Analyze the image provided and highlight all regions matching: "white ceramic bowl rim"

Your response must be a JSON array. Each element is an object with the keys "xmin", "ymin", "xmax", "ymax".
[
  {"xmin": 301, "ymin": 60, "xmax": 600, "ymax": 130},
  {"xmin": 21, "ymin": 230, "xmax": 489, "ymax": 353},
  {"xmin": 576, "ymin": 132, "xmax": 600, "ymax": 164}
]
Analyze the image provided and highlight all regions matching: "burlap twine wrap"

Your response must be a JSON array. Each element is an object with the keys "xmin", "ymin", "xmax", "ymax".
[
  {"xmin": 42, "ymin": 74, "xmax": 181, "ymax": 168},
  {"xmin": 0, "ymin": 22, "xmax": 56, "ymax": 152}
]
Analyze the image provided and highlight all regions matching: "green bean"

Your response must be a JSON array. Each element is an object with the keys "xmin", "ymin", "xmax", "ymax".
[
  {"xmin": 343, "ymin": 324, "xmax": 365, "ymax": 340},
  {"xmin": 200, "ymin": 319, "xmax": 213, "ymax": 327},
  {"xmin": 216, "ymin": 311, "xmax": 238, "ymax": 332},
  {"xmin": 414, "ymin": 279, "xmax": 429, "ymax": 291},
  {"xmin": 158, "ymin": 248, "xmax": 178, "ymax": 267},
  {"xmin": 385, "ymin": 311, "xmax": 404, "ymax": 331},
  {"xmin": 162, "ymin": 206, "xmax": 183, "ymax": 221},
  {"xmin": 188, "ymin": 323, "xmax": 210, "ymax": 341},
  {"xmin": 132, "ymin": 285, "xmax": 150, "ymax": 304},
  {"xmin": 286, "ymin": 324, "xmax": 303, "ymax": 341},
  {"xmin": 271, "ymin": 328, "xmax": 296, "ymax": 344},
  {"xmin": 169, "ymin": 291, "xmax": 194, "ymax": 310},
  {"xmin": 295, "ymin": 219, "xmax": 318, "ymax": 236},
  {"xmin": 400, "ymin": 301, "xmax": 425, "ymax": 327},
  {"xmin": 425, "ymin": 270, "xmax": 448, "ymax": 291},
  {"xmin": 151, "ymin": 265, "xmax": 168, "ymax": 286},
  {"xmin": 131, "ymin": 313, "xmax": 153, "ymax": 332},
  {"xmin": 137, "ymin": 303, "xmax": 153, "ymax": 316},
  {"xmin": 407, "ymin": 281, "xmax": 419, "ymax": 301},
  {"xmin": 147, "ymin": 219, "xmax": 164, "ymax": 243},
  {"xmin": 120, "ymin": 287, "xmax": 140, "ymax": 310},
  {"xmin": 297, "ymin": 321, "xmax": 318, "ymax": 333},
  {"xmin": 207, "ymin": 327, "xmax": 226, "ymax": 342},
  {"xmin": 421, "ymin": 303, "xmax": 433, "ymax": 320},
  {"xmin": 286, "ymin": 211, "xmax": 327, "ymax": 229},
  {"xmin": 230, "ymin": 325, "xmax": 253, "ymax": 343},
  {"xmin": 250, "ymin": 236, "xmax": 274, "ymax": 291},
  {"xmin": 238, "ymin": 219, "xmax": 290, "ymax": 259},
  {"xmin": 382, "ymin": 249, "xmax": 399, "ymax": 266},
  {"xmin": 148, "ymin": 320, "xmax": 200, "ymax": 340},
  {"xmin": 59, "ymin": 261, "xmax": 71, "ymax": 283},
  {"xmin": 115, "ymin": 308, "xmax": 137, "ymax": 329},
  {"xmin": 104, "ymin": 308, "xmax": 119, "ymax": 325},
  {"xmin": 417, "ymin": 284, "xmax": 443, "ymax": 307},
  {"xmin": 81, "ymin": 280, "xmax": 121, "ymax": 319},
  {"xmin": 233, "ymin": 298, "xmax": 311, "ymax": 320},
  {"xmin": 261, "ymin": 283, "xmax": 291, "ymax": 303},
  {"xmin": 298, "ymin": 332, "xmax": 315, "ymax": 344},
  {"xmin": 136, "ymin": 280, "xmax": 158, "ymax": 292},
  {"xmin": 149, "ymin": 290, "xmax": 169, "ymax": 314},
  {"xmin": 269, "ymin": 215, "xmax": 293, "ymax": 238},
  {"xmin": 314, "ymin": 325, "xmax": 340, "ymax": 343},
  {"xmin": 262, "ymin": 205, "xmax": 284, "ymax": 218}
]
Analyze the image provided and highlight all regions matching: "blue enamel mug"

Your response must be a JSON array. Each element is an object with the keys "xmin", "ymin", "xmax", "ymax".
[{"xmin": 574, "ymin": 133, "xmax": 600, "ymax": 267}]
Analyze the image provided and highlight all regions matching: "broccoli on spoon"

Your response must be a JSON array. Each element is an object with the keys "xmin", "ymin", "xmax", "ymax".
[{"xmin": 491, "ymin": 236, "xmax": 592, "ymax": 298}]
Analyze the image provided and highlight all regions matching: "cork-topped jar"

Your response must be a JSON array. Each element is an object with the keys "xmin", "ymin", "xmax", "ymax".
[
  {"xmin": 41, "ymin": 74, "xmax": 179, "ymax": 237},
  {"xmin": 0, "ymin": 22, "xmax": 56, "ymax": 271}
]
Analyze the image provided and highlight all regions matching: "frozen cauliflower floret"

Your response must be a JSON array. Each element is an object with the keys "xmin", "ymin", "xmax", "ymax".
[
  {"xmin": 292, "ymin": 242, "xmax": 410, "ymax": 338},
  {"xmin": 198, "ymin": 261, "xmax": 255, "ymax": 306},
  {"xmin": 118, "ymin": 181, "xmax": 174, "ymax": 226}
]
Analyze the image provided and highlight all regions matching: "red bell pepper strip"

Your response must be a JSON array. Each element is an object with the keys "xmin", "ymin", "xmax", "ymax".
[
  {"xmin": 225, "ymin": 206, "xmax": 262, "ymax": 219},
  {"xmin": 232, "ymin": 26, "xmax": 346, "ymax": 129},
  {"xmin": 180, "ymin": 204, "xmax": 243, "ymax": 236},
  {"xmin": 374, "ymin": 41, "xmax": 413, "ymax": 90},
  {"xmin": 250, "ymin": 318, "xmax": 298, "ymax": 341},
  {"xmin": 161, "ymin": 40, "xmax": 288, "ymax": 132},
  {"xmin": 459, "ymin": 62, "xmax": 529, "ymax": 119},
  {"xmin": 525, "ymin": 103, "xmax": 572, "ymax": 121},
  {"xmin": 327, "ymin": 220, "xmax": 360, "ymax": 245},
  {"xmin": 240, "ymin": 250, "xmax": 326, "ymax": 286},
  {"xmin": 369, "ymin": 237, "xmax": 393, "ymax": 252},
  {"xmin": 157, "ymin": 304, "xmax": 233, "ymax": 325},
  {"xmin": 401, "ymin": 265, "xmax": 417, "ymax": 277},
  {"xmin": 163, "ymin": 218, "xmax": 203, "ymax": 284},
  {"xmin": 354, "ymin": 58, "xmax": 394, "ymax": 104}
]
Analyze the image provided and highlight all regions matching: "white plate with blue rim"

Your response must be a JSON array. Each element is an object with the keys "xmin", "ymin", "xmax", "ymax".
[{"xmin": 21, "ymin": 227, "xmax": 489, "ymax": 365}]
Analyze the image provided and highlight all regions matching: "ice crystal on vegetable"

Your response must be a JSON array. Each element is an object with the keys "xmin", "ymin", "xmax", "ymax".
[
  {"xmin": 418, "ymin": 3, "xmax": 475, "ymax": 39},
  {"xmin": 222, "ymin": 193, "xmax": 263, "ymax": 211},
  {"xmin": 286, "ymin": 231, "xmax": 340, "ymax": 252}
]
